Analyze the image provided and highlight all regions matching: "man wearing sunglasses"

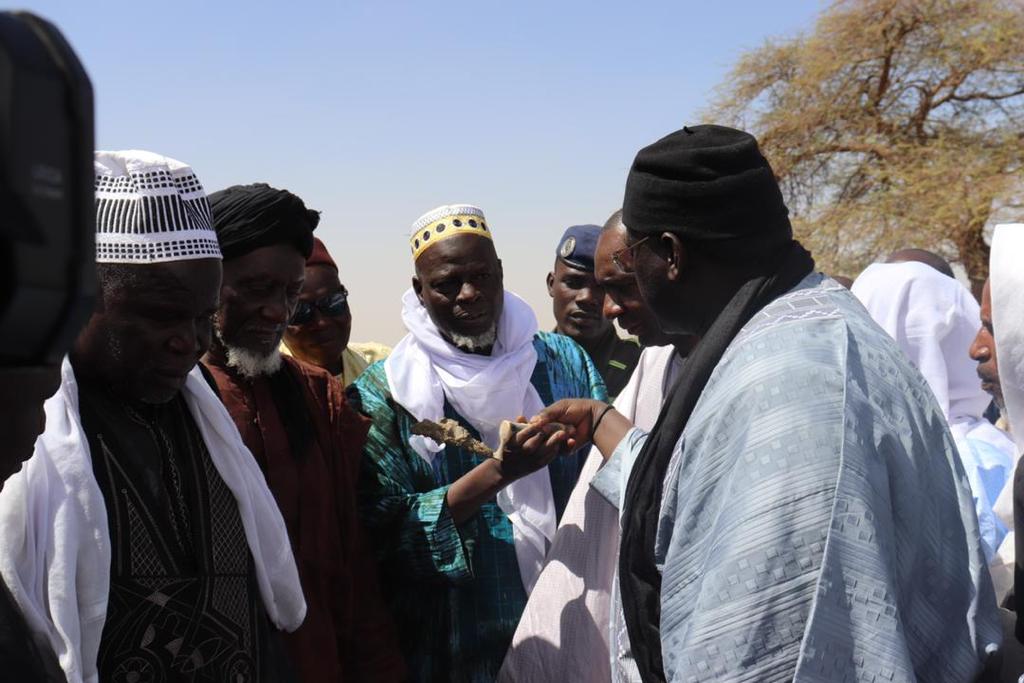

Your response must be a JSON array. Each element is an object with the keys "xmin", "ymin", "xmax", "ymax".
[
  {"xmin": 201, "ymin": 183, "xmax": 404, "ymax": 683},
  {"xmin": 282, "ymin": 237, "xmax": 390, "ymax": 387}
]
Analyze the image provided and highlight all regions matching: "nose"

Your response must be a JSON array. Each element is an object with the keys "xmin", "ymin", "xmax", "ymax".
[
  {"xmin": 603, "ymin": 294, "xmax": 623, "ymax": 320},
  {"xmin": 577, "ymin": 285, "xmax": 603, "ymax": 311},
  {"xmin": 168, "ymin": 318, "xmax": 209, "ymax": 357},
  {"xmin": 261, "ymin": 295, "xmax": 291, "ymax": 325},
  {"xmin": 969, "ymin": 332, "xmax": 989, "ymax": 362},
  {"xmin": 457, "ymin": 281, "xmax": 481, "ymax": 304}
]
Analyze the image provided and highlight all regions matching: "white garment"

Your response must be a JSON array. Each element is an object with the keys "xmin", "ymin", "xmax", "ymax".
[
  {"xmin": 499, "ymin": 345, "xmax": 681, "ymax": 683},
  {"xmin": 384, "ymin": 288, "xmax": 554, "ymax": 593},
  {"xmin": 0, "ymin": 359, "xmax": 306, "ymax": 683},
  {"xmin": 990, "ymin": 224, "xmax": 1024, "ymax": 598},
  {"xmin": 853, "ymin": 261, "xmax": 1015, "ymax": 561}
]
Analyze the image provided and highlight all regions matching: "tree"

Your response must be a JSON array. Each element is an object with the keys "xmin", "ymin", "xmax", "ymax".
[{"xmin": 708, "ymin": 0, "xmax": 1024, "ymax": 288}]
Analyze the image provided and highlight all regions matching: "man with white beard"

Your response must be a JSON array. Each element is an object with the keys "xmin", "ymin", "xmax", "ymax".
[{"xmin": 202, "ymin": 183, "xmax": 404, "ymax": 683}]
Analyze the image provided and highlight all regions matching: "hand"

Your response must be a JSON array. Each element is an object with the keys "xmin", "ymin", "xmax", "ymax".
[
  {"xmin": 529, "ymin": 398, "xmax": 608, "ymax": 447},
  {"xmin": 496, "ymin": 420, "xmax": 574, "ymax": 482}
]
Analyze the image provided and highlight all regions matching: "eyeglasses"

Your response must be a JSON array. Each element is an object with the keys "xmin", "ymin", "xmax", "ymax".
[
  {"xmin": 611, "ymin": 235, "xmax": 651, "ymax": 273},
  {"xmin": 289, "ymin": 289, "xmax": 349, "ymax": 326}
]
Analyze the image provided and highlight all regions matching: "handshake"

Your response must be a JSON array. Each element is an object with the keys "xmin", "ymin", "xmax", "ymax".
[{"xmin": 414, "ymin": 398, "xmax": 624, "ymax": 481}]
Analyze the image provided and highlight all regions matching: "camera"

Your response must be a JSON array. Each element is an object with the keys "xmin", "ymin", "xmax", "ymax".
[{"xmin": 0, "ymin": 11, "xmax": 94, "ymax": 366}]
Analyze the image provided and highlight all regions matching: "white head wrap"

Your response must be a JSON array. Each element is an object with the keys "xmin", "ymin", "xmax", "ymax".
[
  {"xmin": 987, "ymin": 224, "xmax": 1024, "ymax": 598},
  {"xmin": 853, "ymin": 261, "xmax": 1016, "ymax": 564},
  {"xmin": 852, "ymin": 261, "xmax": 990, "ymax": 427},
  {"xmin": 991, "ymin": 224, "xmax": 1024, "ymax": 453},
  {"xmin": 94, "ymin": 150, "xmax": 221, "ymax": 264}
]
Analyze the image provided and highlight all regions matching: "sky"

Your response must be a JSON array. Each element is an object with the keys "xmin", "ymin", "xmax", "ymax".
[{"xmin": 24, "ymin": 0, "xmax": 825, "ymax": 345}]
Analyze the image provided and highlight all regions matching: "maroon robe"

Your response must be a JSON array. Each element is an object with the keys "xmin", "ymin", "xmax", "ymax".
[{"xmin": 204, "ymin": 354, "xmax": 405, "ymax": 683}]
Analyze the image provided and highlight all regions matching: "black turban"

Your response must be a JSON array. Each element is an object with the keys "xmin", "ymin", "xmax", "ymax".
[
  {"xmin": 208, "ymin": 183, "xmax": 319, "ymax": 261},
  {"xmin": 622, "ymin": 125, "xmax": 792, "ymax": 259}
]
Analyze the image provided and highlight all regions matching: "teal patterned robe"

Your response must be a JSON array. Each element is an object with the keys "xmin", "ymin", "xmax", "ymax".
[{"xmin": 350, "ymin": 332, "xmax": 607, "ymax": 682}]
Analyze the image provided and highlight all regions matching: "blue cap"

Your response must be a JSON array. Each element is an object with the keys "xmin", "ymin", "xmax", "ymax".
[{"xmin": 556, "ymin": 224, "xmax": 602, "ymax": 272}]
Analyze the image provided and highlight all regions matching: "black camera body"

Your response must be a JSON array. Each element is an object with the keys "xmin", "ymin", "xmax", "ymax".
[{"xmin": 0, "ymin": 11, "xmax": 94, "ymax": 366}]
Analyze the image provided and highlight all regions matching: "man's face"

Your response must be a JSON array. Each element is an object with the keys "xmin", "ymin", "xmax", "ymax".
[
  {"xmin": 970, "ymin": 279, "xmax": 1003, "ymax": 409},
  {"xmin": 594, "ymin": 227, "xmax": 669, "ymax": 347},
  {"xmin": 628, "ymin": 229, "xmax": 707, "ymax": 336},
  {"xmin": 547, "ymin": 260, "xmax": 609, "ymax": 343},
  {"xmin": 73, "ymin": 258, "xmax": 222, "ymax": 403},
  {"xmin": 216, "ymin": 244, "xmax": 306, "ymax": 358},
  {"xmin": 413, "ymin": 234, "xmax": 504, "ymax": 346},
  {"xmin": 282, "ymin": 264, "xmax": 351, "ymax": 369}
]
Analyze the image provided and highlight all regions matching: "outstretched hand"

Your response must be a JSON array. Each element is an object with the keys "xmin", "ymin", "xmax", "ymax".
[
  {"xmin": 497, "ymin": 419, "xmax": 575, "ymax": 481},
  {"xmin": 529, "ymin": 398, "xmax": 608, "ymax": 447}
]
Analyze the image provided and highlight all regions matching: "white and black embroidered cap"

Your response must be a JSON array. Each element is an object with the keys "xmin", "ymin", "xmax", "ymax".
[{"xmin": 94, "ymin": 150, "xmax": 222, "ymax": 264}]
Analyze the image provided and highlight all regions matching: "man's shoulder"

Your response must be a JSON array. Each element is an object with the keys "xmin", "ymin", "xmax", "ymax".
[
  {"xmin": 708, "ymin": 278, "xmax": 857, "ymax": 390},
  {"xmin": 279, "ymin": 354, "xmax": 347, "ymax": 406},
  {"xmin": 282, "ymin": 354, "xmax": 335, "ymax": 385},
  {"xmin": 348, "ymin": 341, "xmax": 392, "ymax": 364},
  {"xmin": 533, "ymin": 331, "xmax": 608, "ymax": 400},
  {"xmin": 715, "ymin": 274, "xmax": 927, "ymax": 402},
  {"xmin": 610, "ymin": 335, "xmax": 642, "ymax": 367},
  {"xmin": 348, "ymin": 360, "xmax": 395, "ymax": 415},
  {"xmin": 729, "ymin": 274, "xmax": 893, "ymax": 355},
  {"xmin": 736, "ymin": 275, "xmax": 848, "ymax": 339},
  {"xmin": 534, "ymin": 330, "xmax": 589, "ymax": 364}
]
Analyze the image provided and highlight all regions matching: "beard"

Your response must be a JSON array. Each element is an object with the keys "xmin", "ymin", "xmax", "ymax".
[
  {"xmin": 215, "ymin": 327, "xmax": 283, "ymax": 379},
  {"xmin": 447, "ymin": 324, "xmax": 498, "ymax": 353}
]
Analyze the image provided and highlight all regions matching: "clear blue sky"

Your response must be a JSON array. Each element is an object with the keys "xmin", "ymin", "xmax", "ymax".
[{"xmin": 25, "ymin": 0, "xmax": 824, "ymax": 344}]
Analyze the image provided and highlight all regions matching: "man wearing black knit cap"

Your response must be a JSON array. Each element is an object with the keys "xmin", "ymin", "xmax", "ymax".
[
  {"xmin": 527, "ymin": 125, "xmax": 1000, "ymax": 682},
  {"xmin": 203, "ymin": 184, "xmax": 405, "ymax": 683}
]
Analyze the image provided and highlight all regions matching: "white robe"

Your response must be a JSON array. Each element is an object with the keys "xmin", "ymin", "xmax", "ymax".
[{"xmin": 499, "ymin": 345, "xmax": 681, "ymax": 683}]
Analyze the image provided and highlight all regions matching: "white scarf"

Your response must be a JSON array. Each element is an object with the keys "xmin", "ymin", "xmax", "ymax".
[
  {"xmin": 990, "ymin": 225, "xmax": 1024, "ymax": 597},
  {"xmin": 0, "ymin": 359, "xmax": 306, "ymax": 683},
  {"xmin": 385, "ymin": 288, "xmax": 555, "ymax": 593}
]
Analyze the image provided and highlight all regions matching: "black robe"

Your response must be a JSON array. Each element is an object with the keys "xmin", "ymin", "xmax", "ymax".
[{"xmin": 78, "ymin": 382, "xmax": 294, "ymax": 682}]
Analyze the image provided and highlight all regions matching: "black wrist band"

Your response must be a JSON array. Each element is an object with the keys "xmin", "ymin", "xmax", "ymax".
[{"xmin": 592, "ymin": 403, "xmax": 615, "ymax": 440}]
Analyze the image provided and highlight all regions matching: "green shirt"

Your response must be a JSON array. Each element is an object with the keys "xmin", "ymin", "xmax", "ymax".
[{"xmin": 349, "ymin": 332, "xmax": 607, "ymax": 682}]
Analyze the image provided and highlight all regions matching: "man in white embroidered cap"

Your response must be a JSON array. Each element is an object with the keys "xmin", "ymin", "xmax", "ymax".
[
  {"xmin": 348, "ymin": 204, "xmax": 607, "ymax": 681},
  {"xmin": 0, "ymin": 150, "xmax": 306, "ymax": 683}
]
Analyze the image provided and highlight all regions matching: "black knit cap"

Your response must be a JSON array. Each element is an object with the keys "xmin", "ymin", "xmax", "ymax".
[
  {"xmin": 622, "ymin": 125, "xmax": 792, "ymax": 258},
  {"xmin": 208, "ymin": 183, "xmax": 319, "ymax": 261}
]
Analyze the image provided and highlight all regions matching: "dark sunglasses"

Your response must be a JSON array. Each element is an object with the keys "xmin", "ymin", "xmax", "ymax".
[{"xmin": 289, "ymin": 289, "xmax": 349, "ymax": 326}]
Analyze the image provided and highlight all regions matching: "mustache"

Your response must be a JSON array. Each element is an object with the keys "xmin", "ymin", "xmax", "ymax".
[
  {"xmin": 453, "ymin": 309, "xmax": 486, "ymax": 320},
  {"xmin": 976, "ymin": 367, "xmax": 999, "ymax": 383}
]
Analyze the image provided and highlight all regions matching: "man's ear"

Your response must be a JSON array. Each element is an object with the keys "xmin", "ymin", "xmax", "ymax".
[
  {"xmin": 412, "ymin": 275, "xmax": 424, "ymax": 305},
  {"xmin": 546, "ymin": 270, "xmax": 555, "ymax": 296},
  {"xmin": 661, "ymin": 232, "xmax": 686, "ymax": 283}
]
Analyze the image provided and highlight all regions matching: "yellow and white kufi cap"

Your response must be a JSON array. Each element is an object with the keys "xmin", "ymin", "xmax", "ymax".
[{"xmin": 409, "ymin": 204, "xmax": 492, "ymax": 259}]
